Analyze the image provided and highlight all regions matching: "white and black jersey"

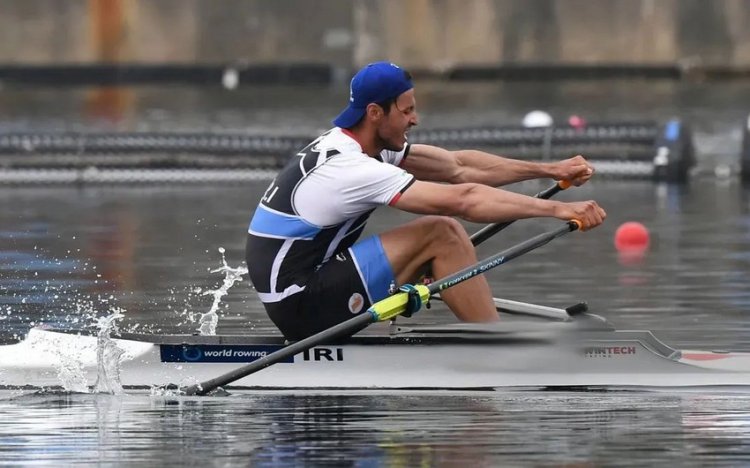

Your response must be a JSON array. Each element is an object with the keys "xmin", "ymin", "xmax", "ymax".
[{"xmin": 246, "ymin": 128, "xmax": 415, "ymax": 329}]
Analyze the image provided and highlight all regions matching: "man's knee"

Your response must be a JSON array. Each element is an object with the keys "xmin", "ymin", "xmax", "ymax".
[
  {"xmin": 422, "ymin": 216, "xmax": 468, "ymax": 246},
  {"xmin": 380, "ymin": 216, "xmax": 469, "ymax": 259}
]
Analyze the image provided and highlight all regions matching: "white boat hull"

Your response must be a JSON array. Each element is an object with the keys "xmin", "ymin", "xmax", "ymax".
[{"xmin": 2, "ymin": 318, "xmax": 750, "ymax": 391}]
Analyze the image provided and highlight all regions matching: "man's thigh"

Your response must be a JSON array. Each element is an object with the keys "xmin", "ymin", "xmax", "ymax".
[{"xmin": 378, "ymin": 216, "xmax": 455, "ymax": 285}]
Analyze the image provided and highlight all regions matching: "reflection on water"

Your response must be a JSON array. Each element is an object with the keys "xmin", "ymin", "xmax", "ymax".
[{"xmin": 2, "ymin": 391, "xmax": 750, "ymax": 466}]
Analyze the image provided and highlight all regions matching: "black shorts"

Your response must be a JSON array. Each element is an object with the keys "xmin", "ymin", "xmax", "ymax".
[{"xmin": 267, "ymin": 235, "xmax": 396, "ymax": 341}]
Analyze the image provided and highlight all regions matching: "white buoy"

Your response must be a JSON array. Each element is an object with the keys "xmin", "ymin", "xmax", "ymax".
[
  {"xmin": 222, "ymin": 68, "xmax": 239, "ymax": 90},
  {"xmin": 714, "ymin": 164, "xmax": 732, "ymax": 179},
  {"xmin": 522, "ymin": 110, "xmax": 553, "ymax": 128}
]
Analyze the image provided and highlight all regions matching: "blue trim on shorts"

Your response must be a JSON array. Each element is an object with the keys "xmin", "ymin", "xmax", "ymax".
[{"xmin": 349, "ymin": 235, "xmax": 396, "ymax": 303}]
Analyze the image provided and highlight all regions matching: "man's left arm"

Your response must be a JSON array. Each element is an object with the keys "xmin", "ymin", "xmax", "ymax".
[{"xmin": 401, "ymin": 143, "xmax": 594, "ymax": 187}]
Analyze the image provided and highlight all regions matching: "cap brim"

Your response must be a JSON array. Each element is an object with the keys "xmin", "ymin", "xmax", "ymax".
[{"xmin": 333, "ymin": 105, "xmax": 366, "ymax": 129}]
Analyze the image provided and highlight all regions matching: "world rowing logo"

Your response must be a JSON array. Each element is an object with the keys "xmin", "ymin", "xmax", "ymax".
[{"xmin": 182, "ymin": 346, "xmax": 203, "ymax": 362}]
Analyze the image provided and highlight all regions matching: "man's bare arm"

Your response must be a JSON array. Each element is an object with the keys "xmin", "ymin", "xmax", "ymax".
[
  {"xmin": 392, "ymin": 180, "xmax": 606, "ymax": 230},
  {"xmin": 402, "ymin": 144, "xmax": 594, "ymax": 187}
]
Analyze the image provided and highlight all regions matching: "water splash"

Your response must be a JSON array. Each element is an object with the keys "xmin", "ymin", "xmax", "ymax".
[
  {"xmin": 93, "ymin": 310, "xmax": 126, "ymax": 394},
  {"xmin": 23, "ymin": 299, "xmax": 105, "ymax": 393},
  {"xmin": 197, "ymin": 248, "xmax": 248, "ymax": 335},
  {"xmin": 52, "ymin": 341, "xmax": 91, "ymax": 393}
]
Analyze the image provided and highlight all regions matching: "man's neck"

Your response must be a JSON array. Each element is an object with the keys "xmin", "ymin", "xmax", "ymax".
[{"xmin": 341, "ymin": 127, "xmax": 381, "ymax": 157}]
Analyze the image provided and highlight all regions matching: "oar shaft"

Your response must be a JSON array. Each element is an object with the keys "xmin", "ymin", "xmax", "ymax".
[{"xmin": 470, "ymin": 180, "xmax": 570, "ymax": 247}]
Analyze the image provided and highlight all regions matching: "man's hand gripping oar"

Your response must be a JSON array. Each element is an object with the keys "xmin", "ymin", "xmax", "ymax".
[{"xmin": 181, "ymin": 219, "xmax": 583, "ymax": 396}]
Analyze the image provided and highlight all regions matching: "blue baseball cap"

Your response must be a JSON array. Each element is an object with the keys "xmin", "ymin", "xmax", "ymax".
[{"xmin": 333, "ymin": 62, "xmax": 413, "ymax": 128}]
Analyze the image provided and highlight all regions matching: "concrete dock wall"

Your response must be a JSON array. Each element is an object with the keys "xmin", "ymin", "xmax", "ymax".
[{"xmin": 0, "ymin": 0, "xmax": 749, "ymax": 74}]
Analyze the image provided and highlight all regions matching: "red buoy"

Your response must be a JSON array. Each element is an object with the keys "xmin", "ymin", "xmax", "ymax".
[
  {"xmin": 614, "ymin": 222, "xmax": 650, "ymax": 252},
  {"xmin": 568, "ymin": 114, "xmax": 587, "ymax": 130}
]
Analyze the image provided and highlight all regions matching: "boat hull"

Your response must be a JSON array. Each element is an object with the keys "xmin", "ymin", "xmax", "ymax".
[{"xmin": 2, "ymin": 324, "xmax": 750, "ymax": 391}]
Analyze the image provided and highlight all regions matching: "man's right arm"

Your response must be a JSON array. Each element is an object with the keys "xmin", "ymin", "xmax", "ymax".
[{"xmin": 392, "ymin": 180, "xmax": 606, "ymax": 231}]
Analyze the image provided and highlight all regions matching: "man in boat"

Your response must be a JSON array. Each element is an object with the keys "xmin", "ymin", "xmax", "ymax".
[{"xmin": 246, "ymin": 61, "xmax": 606, "ymax": 341}]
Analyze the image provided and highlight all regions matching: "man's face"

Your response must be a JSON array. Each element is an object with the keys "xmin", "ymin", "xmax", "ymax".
[{"xmin": 376, "ymin": 89, "xmax": 418, "ymax": 151}]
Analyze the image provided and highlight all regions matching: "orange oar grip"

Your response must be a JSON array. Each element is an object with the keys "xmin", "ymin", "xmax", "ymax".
[
  {"xmin": 558, "ymin": 180, "xmax": 572, "ymax": 190},
  {"xmin": 570, "ymin": 219, "xmax": 583, "ymax": 231}
]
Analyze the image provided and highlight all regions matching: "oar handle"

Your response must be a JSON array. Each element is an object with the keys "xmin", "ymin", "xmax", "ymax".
[{"xmin": 470, "ymin": 180, "xmax": 571, "ymax": 247}]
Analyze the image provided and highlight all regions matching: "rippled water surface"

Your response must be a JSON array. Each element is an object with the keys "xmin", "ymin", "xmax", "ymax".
[
  {"xmin": 2, "ymin": 80, "xmax": 750, "ymax": 465},
  {"xmin": 2, "ymin": 390, "xmax": 750, "ymax": 466},
  {"xmin": 2, "ymin": 180, "xmax": 750, "ymax": 466}
]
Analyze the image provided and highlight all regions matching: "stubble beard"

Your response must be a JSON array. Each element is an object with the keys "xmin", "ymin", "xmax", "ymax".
[{"xmin": 376, "ymin": 126, "xmax": 406, "ymax": 153}]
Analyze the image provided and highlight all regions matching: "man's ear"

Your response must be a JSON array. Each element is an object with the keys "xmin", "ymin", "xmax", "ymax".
[{"xmin": 365, "ymin": 103, "xmax": 384, "ymax": 121}]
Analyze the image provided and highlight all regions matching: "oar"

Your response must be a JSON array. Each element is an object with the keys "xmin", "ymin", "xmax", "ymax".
[
  {"xmin": 182, "ymin": 219, "xmax": 582, "ymax": 396},
  {"xmin": 470, "ymin": 179, "xmax": 571, "ymax": 247}
]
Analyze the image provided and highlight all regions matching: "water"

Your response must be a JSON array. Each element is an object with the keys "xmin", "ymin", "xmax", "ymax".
[
  {"xmin": 2, "ymin": 391, "xmax": 750, "ymax": 466},
  {"xmin": 2, "ymin": 179, "xmax": 750, "ymax": 465},
  {"xmin": 92, "ymin": 312, "xmax": 125, "ymax": 395},
  {"xmin": 197, "ymin": 247, "xmax": 249, "ymax": 336},
  {"xmin": 1, "ymin": 80, "xmax": 750, "ymax": 464}
]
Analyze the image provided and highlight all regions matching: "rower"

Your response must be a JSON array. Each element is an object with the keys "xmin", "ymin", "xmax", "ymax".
[{"xmin": 245, "ymin": 61, "xmax": 606, "ymax": 342}]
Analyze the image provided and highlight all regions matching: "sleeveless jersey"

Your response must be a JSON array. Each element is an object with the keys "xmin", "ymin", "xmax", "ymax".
[{"xmin": 245, "ymin": 127, "xmax": 415, "ymax": 315}]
